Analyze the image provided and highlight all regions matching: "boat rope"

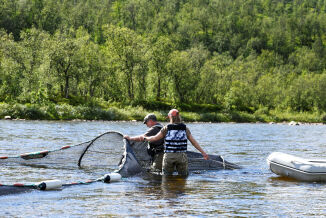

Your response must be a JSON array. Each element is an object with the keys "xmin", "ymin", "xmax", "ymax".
[{"xmin": 0, "ymin": 143, "xmax": 84, "ymax": 160}]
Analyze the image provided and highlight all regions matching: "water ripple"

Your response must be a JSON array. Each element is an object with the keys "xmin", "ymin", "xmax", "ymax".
[{"xmin": 1, "ymin": 121, "xmax": 326, "ymax": 216}]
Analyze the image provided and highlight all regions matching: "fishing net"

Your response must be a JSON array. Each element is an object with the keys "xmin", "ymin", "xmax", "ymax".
[
  {"xmin": 0, "ymin": 131, "xmax": 241, "ymax": 195},
  {"xmin": 119, "ymin": 139, "xmax": 241, "ymax": 177},
  {"xmin": 0, "ymin": 131, "xmax": 125, "ymax": 172},
  {"xmin": 0, "ymin": 130, "xmax": 240, "ymax": 174}
]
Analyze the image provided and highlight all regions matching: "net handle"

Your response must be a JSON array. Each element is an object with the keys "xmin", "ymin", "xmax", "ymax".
[{"xmin": 77, "ymin": 131, "xmax": 123, "ymax": 167}]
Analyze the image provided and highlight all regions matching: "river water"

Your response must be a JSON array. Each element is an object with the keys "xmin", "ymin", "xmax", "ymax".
[{"xmin": 1, "ymin": 120, "xmax": 326, "ymax": 217}]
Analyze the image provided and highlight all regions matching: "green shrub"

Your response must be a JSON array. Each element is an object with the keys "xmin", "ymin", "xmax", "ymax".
[
  {"xmin": 178, "ymin": 103, "xmax": 222, "ymax": 112},
  {"xmin": 130, "ymin": 100, "xmax": 171, "ymax": 111},
  {"xmin": 0, "ymin": 101, "xmax": 324, "ymax": 123},
  {"xmin": 55, "ymin": 104, "xmax": 76, "ymax": 120},
  {"xmin": 226, "ymin": 111, "xmax": 256, "ymax": 123},
  {"xmin": 41, "ymin": 104, "xmax": 60, "ymax": 120},
  {"xmin": 180, "ymin": 112, "xmax": 201, "ymax": 122},
  {"xmin": 23, "ymin": 104, "xmax": 45, "ymax": 119},
  {"xmin": 322, "ymin": 113, "xmax": 326, "ymax": 124},
  {"xmin": 198, "ymin": 112, "xmax": 227, "ymax": 122},
  {"xmin": 73, "ymin": 106, "xmax": 120, "ymax": 120},
  {"xmin": 254, "ymin": 107, "xmax": 270, "ymax": 116}
]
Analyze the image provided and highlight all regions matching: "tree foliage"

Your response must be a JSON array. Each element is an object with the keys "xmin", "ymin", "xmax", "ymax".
[{"xmin": 1, "ymin": 0, "xmax": 326, "ymax": 114}]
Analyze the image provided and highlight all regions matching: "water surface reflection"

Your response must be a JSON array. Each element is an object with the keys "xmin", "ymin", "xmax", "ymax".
[{"xmin": 1, "ymin": 121, "xmax": 326, "ymax": 216}]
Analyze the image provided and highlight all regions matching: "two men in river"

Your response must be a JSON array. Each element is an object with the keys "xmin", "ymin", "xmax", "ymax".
[{"xmin": 124, "ymin": 109, "xmax": 209, "ymax": 176}]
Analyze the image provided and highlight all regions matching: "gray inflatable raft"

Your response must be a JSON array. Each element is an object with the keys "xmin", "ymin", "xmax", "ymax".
[{"xmin": 267, "ymin": 152, "xmax": 326, "ymax": 182}]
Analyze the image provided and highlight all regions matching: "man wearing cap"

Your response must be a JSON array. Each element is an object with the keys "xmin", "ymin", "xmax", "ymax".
[
  {"xmin": 124, "ymin": 114, "xmax": 164, "ymax": 172},
  {"xmin": 143, "ymin": 109, "xmax": 209, "ymax": 176}
]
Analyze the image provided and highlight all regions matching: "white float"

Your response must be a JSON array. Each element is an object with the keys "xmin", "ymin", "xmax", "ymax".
[
  {"xmin": 102, "ymin": 173, "xmax": 122, "ymax": 183},
  {"xmin": 37, "ymin": 180, "xmax": 62, "ymax": 190}
]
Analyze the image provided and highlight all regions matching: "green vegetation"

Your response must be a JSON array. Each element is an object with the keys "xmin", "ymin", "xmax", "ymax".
[{"xmin": 1, "ymin": 0, "xmax": 326, "ymax": 123}]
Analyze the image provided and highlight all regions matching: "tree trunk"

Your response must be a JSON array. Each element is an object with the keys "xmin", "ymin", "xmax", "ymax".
[
  {"xmin": 64, "ymin": 74, "xmax": 69, "ymax": 98},
  {"xmin": 156, "ymin": 77, "xmax": 161, "ymax": 100},
  {"xmin": 63, "ymin": 63, "xmax": 71, "ymax": 98}
]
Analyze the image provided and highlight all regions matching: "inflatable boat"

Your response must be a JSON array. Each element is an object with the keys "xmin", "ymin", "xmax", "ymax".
[{"xmin": 267, "ymin": 152, "xmax": 326, "ymax": 182}]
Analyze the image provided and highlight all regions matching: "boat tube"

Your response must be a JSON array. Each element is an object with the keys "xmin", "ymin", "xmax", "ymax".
[{"xmin": 267, "ymin": 152, "xmax": 326, "ymax": 182}]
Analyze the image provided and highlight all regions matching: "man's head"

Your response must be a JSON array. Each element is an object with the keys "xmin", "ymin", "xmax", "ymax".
[
  {"xmin": 143, "ymin": 114, "xmax": 157, "ymax": 127},
  {"xmin": 168, "ymin": 109, "xmax": 179, "ymax": 117},
  {"xmin": 168, "ymin": 109, "xmax": 181, "ymax": 123}
]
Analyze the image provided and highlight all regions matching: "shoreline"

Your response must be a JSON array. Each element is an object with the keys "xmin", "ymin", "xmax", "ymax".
[
  {"xmin": 1, "ymin": 117, "xmax": 324, "ymax": 126},
  {"xmin": 1, "ymin": 102, "xmax": 325, "ymax": 124}
]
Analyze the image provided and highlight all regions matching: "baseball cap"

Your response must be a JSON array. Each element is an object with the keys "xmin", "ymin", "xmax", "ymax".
[{"xmin": 143, "ymin": 114, "xmax": 157, "ymax": 124}]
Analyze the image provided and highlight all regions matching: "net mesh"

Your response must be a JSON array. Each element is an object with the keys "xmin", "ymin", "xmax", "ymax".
[
  {"xmin": 0, "ymin": 131, "xmax": 125, "ymax": 172},
  {"xmin": 0, "ymin": 130, "xmax": 240, "ymax": 174},
  {"xmin": 0, "ymin": 131, "xmax": 241, "ymax": 195},
  {"xmin": 118, "ymin": 140, "xmax": 241, "ymax": 177},
  {"xmin": 128, "ymin": 140, "xmax": 152, "ymax": 170},
  {"xmin": 78, "ymin": 132, "xmax": 125, "ymax": 170}
]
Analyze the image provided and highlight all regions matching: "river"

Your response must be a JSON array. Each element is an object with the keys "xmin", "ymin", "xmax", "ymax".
[{"xmin": 1, "ymin": 120, "xmax": 326, "ymax": 217}]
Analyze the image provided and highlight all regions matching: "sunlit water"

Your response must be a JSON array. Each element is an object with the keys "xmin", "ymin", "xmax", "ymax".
[{"xmin": 1, "ymin": 120, "xmax": 326, "ymax": 217}]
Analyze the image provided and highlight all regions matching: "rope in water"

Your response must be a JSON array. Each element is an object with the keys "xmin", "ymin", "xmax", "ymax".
[
  {"xmin": 0, "ymin": 173, "xmax": 121, "ymax": 191},
  {"xmin": 0, "ymin": 142, "xmax": 88, "ymax": 160},
  {"xmin": 0, "ymin": 180, "xmax": 98, "ymax": 189}
]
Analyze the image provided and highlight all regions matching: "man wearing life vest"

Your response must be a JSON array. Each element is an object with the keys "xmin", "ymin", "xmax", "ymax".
[
  {"xmin": 124, "ymin": 114, "xmax": 164, "ymax": 172},
  {"xmin": 143, "ymin": 109, "xmax": 209, "ymax": 176}
]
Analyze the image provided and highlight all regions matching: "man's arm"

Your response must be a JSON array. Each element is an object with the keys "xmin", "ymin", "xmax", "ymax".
[
  {"xmin": 143, "ymin": 131, "xmax": 164, "ymax": 142},
  {"xmin": 188, "ymin": 133, "xmax": 209, "ymax": 160},
  {"xmin": 124, "ymin": 125, "xmax": 161, "ymax": 142},
  {"xmin": 124, "ymin": 134, "xmax": 145, "ymax": 142}
]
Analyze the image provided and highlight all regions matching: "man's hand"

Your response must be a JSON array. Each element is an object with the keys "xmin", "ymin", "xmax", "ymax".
[
  {"xmin": 202, "ymin": 152, "xmax": 209, "ymax": 160},
  {"xmin": 123, "ymin": 135, "xmax": 131, "ymax": 140}
]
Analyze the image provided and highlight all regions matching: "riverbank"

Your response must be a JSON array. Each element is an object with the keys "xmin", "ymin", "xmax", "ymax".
[{"xmin": 1, "ymin": 102, "xmax": 325, "ymax": 124}]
